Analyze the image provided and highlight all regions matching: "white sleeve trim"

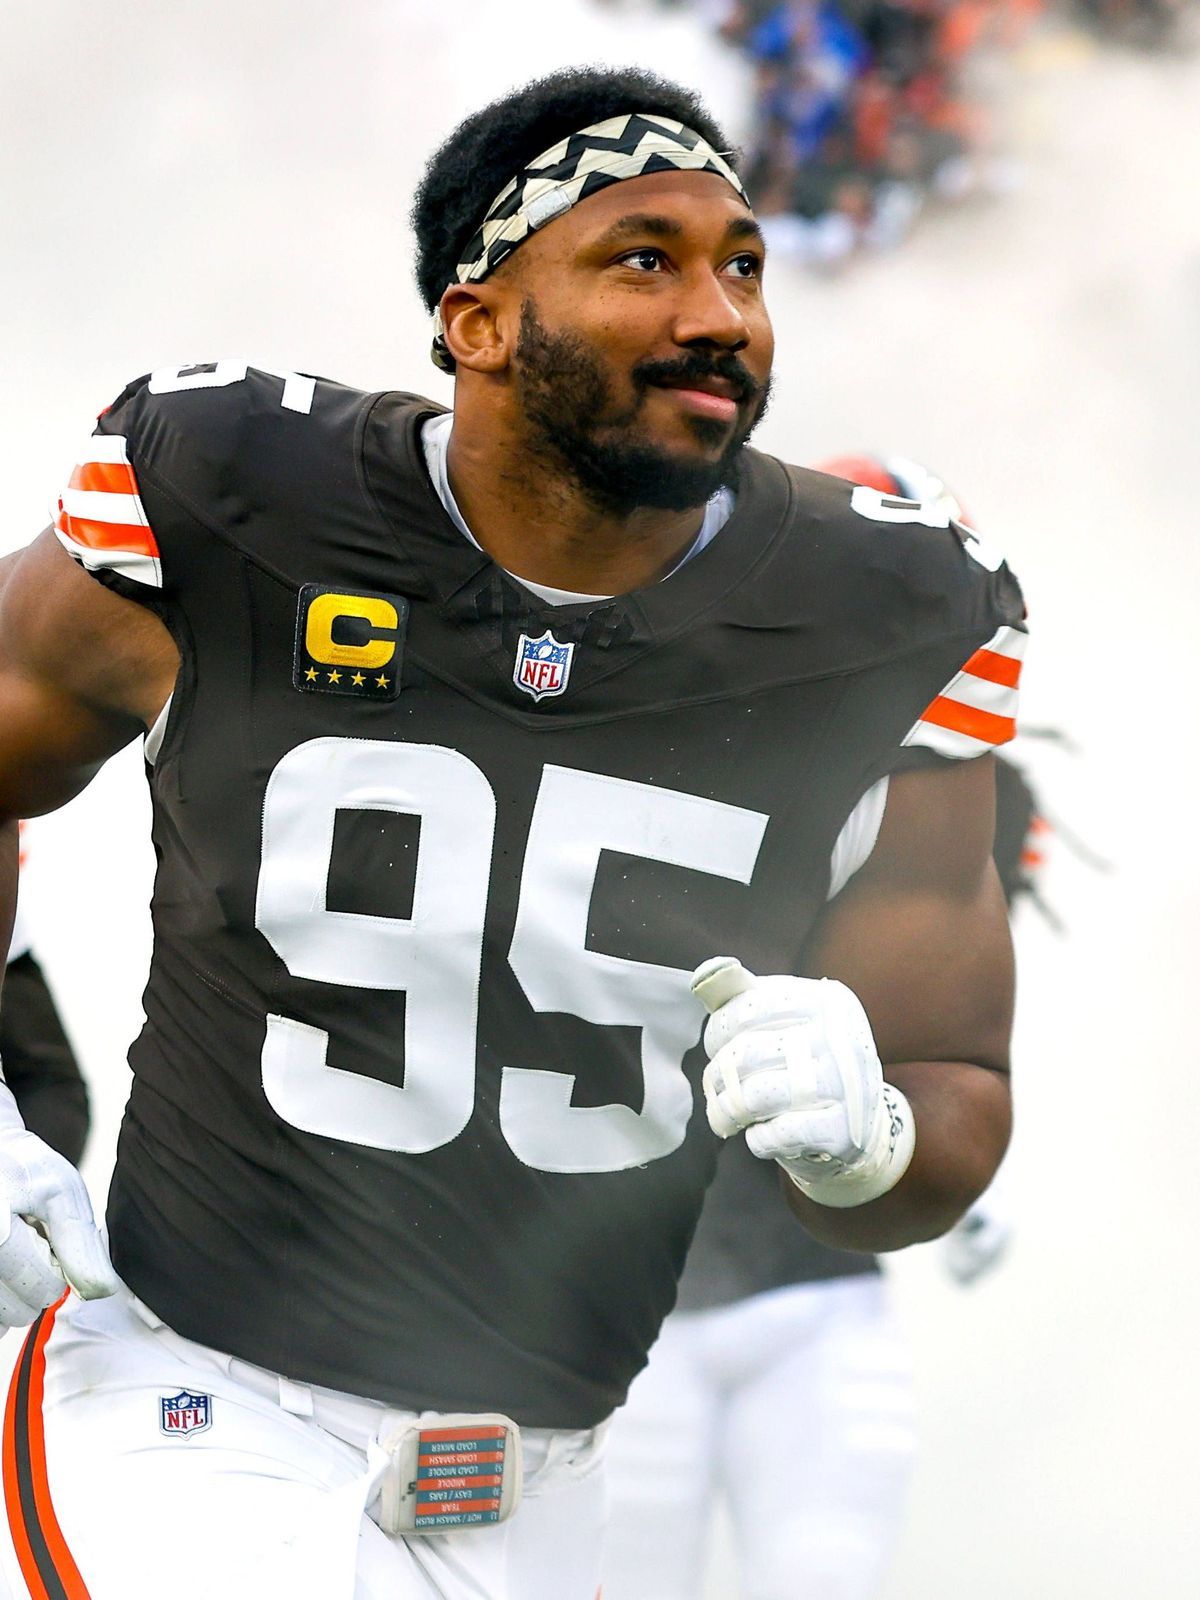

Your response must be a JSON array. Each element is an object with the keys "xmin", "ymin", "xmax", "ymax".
[
  {"xmin": 144, "ymin": 695, "xmax": 173, "ymax": 767},
  {"xmin": 827, "ymin": 777, "xmax": 890, "ymax": 900},
  {"xmin": 6, "ymin": 895, "xmax": 32, "ymax": 964}
]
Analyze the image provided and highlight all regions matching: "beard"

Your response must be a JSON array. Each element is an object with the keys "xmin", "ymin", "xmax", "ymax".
[{"xmin": 510, "ymin": 300, "xmax": 772, "ymax": 516}]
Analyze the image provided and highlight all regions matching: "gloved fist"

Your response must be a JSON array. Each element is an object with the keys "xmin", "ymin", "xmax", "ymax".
[
  {"xmin": 0, "ymin": 1079, "xmax": 118, "ymax": 1330},
  {"xmin": 691, "ymin": 958, "xmax": 915, "ymax": 1209}
]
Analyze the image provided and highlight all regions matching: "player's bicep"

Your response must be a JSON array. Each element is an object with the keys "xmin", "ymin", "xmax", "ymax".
[
  {"xmin": 803, "ymin": 757, "xmax": 1014, "ymax": 1074},
  {"xmin": 0, "ymin": 530, "xmax": 178, "ymax": 818}
]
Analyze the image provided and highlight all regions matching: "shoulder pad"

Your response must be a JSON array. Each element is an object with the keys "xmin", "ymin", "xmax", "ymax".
[
  {"xmin": 55, "ymin": 363, "xmax": 386, "ymax": 596},
  {"xmin": 780, "ymin": 462, "xmax": 1025, "ymax": 649},
  {"xmin": 95, "ymin": 362, "xmax": 373, "ymax": 522}
]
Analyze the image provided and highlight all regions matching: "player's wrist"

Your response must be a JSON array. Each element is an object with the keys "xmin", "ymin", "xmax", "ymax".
[{"xmin": 778, "ymin": 1084, "xmax": 916, "ymax": 1208}]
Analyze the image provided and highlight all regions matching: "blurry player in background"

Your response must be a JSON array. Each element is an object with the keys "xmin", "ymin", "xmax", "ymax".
[
  {"xmin": 2, "ymin": 827, "xmax": 89, "ymax": 1165},
  {"xmin": 604, "ymin": 1135, "xmax": 918, "ymax": 1599},
  {"xmin": 605, "ymin": 454, "xmax": 1035, "ymax": 1600},
  {"xmin": 0, "ymin": 68, "xmax": 1024, "ymax": 1600}
]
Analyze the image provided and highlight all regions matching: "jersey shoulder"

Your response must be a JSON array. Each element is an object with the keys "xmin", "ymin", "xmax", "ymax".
[
  {"xmin": 56, "ymin": 365, "xmax": 435, "ymax": 597},
  {"xmin": 97, "ymin": 362, "xmax": 374, "ymax": 514},
  {"xmin": 725, "ymin": 452, "xmax": 1028, "ymax": 765},
  {"xmin": 750, "ymin": 455, "xmax": 1026, "ymax": 656}
]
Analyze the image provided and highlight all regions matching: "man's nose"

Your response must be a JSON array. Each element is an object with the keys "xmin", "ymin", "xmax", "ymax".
[{"xmin": 671, "ymin": 269, "xmax": 751, "ymax": 351}]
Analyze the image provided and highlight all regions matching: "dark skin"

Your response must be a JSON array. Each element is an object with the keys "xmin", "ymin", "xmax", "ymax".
[
  {"xmin": 0, "ymin": 166, "xmax": 1012, "ymax": 1252},
  {"xmin": 795, "ymin": 756, "xmax": 1013, "ymax": 1249},
  {"xmin": 0, "ymin": 538, "xmax": 176, "ymax": 1009},
  {"xmin": 440, "ymin": 170, "xmax": 773, "ymax": 594}
]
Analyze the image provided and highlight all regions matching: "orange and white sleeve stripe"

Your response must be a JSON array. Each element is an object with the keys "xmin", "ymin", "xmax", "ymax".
[
  {"xmin": 902, "ymin": 624, "xmax": 1026, "ymax": 759},
  {"xmin": 52, "ymin": 433, "xmax": 162, "ymax": 589}
]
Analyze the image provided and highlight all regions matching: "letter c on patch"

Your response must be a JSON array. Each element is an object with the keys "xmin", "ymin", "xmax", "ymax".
[{"xmin": 305, "ymin": 593, "xmax": 399, "ymax": 670}]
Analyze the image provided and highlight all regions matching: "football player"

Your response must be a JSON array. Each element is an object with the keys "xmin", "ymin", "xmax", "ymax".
[
  {"xmin": 604, "ymin": 454, "xmax": 1033, "ymax": 1600},
  {"xmin": 0, "ymin": 67, "xmax": 1024, "ymax": 1600}
]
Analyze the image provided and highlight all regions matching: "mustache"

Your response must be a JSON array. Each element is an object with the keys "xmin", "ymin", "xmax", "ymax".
[{"xmin": 630, "ymin": 350, "xmax": 763, "ymax": 406}]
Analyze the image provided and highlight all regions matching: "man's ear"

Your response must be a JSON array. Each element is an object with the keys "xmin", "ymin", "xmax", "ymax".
[{"xmin": 439, "ymin": 283, "xmax": 512, "ymax": 374}]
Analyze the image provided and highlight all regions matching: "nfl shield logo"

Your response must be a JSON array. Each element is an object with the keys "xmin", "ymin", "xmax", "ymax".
[
  {"xmin": 160, "ymin": 1390, "xmax": 212, "ymax": 1437},
  {"xmin": 513, "ymin": 629, "xmax": 574, "ymax": 703}
]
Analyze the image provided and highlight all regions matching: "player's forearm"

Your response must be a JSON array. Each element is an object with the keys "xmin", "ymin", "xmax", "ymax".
[{"xmin": 783, "ymin": 1058, "xmax": 1011, "ymax": 1252}]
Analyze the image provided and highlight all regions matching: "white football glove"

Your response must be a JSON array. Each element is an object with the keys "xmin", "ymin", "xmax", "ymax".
[
  {"xmin": 691, "ymin": 958, "xmax": 916, "ymax": 1208},
  {"xmin": 0, "ymin": 1075, "xmax": 118, "ymax": 1330}
]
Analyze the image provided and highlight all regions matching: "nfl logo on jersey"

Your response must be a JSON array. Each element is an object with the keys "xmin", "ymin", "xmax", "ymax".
[
  {"xmin": 513, "ymin": 630, "xmax": 574, "ymax": 702},
  {"xmin": 159, "ymin": 1390, "xmax": 212, "ymax": 1437}
]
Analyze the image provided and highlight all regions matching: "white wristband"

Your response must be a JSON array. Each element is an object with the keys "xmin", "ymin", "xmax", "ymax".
[{"xmin": 781, "ymin": 1085, "xmax": 916, "ymax": 1209}]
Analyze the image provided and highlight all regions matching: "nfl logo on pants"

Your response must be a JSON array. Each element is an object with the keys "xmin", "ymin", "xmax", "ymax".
[
  {"xmin": 160, "ymin": 1390, "xmax": 212, "ymax": 1437},
  {"xmin": 513, "ymin": 629, "xmax": 574, "ymax": 702}
]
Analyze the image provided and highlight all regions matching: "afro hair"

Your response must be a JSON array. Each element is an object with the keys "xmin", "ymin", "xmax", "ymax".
[{"xmin": 410, "ymin": 66, "xmax": 735, "ymax": 312}]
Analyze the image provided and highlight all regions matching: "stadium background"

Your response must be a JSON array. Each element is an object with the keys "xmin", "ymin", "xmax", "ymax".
[{"xmin": 2, "ymin": 2, "xmax": 1197, "ymax": 1592}]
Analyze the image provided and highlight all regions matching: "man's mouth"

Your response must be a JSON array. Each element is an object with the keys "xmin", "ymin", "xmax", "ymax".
[{"xmin": 651, "ymin": 373, "xmax": 745, "ymax": 423}]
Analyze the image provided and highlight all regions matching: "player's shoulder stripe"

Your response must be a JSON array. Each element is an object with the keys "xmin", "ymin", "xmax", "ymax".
[
  {"xmin": 53, "ymin": 431, "xmax": 162, "ymax": 590},
  {"xmin": 903, "ymin": 624, "xmax": 1027, "ymax": 759},
  {"xmin": 54, "ymin": 359, "xmax": 359, "ymax": 591}
]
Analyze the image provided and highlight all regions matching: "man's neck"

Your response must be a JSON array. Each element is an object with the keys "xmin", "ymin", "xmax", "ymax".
[{"xmin": 444, "ymin": 414, "xmax": 709, "ymax": 596}]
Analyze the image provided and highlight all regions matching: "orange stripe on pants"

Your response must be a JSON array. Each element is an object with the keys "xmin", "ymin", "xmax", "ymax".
[{"xmin": 3, "ymin": 1294, "xmax": 92, "ymax": 1600}]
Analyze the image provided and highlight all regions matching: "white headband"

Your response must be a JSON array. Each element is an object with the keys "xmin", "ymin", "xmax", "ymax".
[{"xmin": 431, "ymin": 111, "xmax": 747, "ymax": 371}]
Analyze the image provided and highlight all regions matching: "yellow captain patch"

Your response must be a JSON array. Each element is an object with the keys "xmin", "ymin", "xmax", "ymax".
[{"xmin": 294, "ymin": 585, "xmax": 408, "ymax": 700}]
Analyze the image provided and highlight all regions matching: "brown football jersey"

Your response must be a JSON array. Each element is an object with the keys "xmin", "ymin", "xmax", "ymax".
[{"xmin": 52, "ymin": 364, "xmax": 1025, "ymax": 1426}]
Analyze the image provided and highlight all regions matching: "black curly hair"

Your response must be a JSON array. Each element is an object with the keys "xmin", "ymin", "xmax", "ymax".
[{"xmin": 411, "ymin": 67, "xmax": 735, "ymax": 313}]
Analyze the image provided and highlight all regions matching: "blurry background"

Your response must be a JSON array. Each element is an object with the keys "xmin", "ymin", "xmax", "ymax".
[{"xmin": 2, "ymin": 1, "xmax": 1199, "ymax": 1593}]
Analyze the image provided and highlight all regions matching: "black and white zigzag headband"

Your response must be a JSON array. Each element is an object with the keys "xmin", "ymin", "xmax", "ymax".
[{"xmin": 430, "ymin": 112, "xmax": 747, "ymax": 372}]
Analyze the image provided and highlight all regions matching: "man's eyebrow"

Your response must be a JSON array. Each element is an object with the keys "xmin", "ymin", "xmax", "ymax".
[
  {"xmin": 723, "ymin": 215, "xmax": 766, "ymax": 251},
  {"xmin": 588, "ymin": 211, "xmax": 766, "ymax": 252},
  {"xmin": 590, "ymin": 213, "xmax": 686, "ymax": 249}
]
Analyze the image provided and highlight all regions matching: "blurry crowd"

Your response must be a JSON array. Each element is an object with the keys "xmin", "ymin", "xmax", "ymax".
[
  {"xmin": 717, "ymin": 0, "xmax": 1035, "ymax": 267},
  {"xmin": 606, "ymin": 0, "xmax": 1194, "ymax": 269}
]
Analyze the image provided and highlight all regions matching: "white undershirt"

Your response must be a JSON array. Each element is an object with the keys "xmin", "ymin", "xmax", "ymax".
[
  {"xmin": 419, "ymin": 413, "xmax": 887, "ymax": 896},
  {"xmin": 826, "ymin": 776, "xmax": 889, "ymax": 900}
]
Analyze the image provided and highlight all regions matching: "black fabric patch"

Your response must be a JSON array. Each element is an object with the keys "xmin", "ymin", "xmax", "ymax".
[
  {"xmin": 294, "ymin": 584, "xmax": 407, "ymax": 700},
  {"xmin": 327, "ymin": 809, "xmax": 422, "ymax": 921}
]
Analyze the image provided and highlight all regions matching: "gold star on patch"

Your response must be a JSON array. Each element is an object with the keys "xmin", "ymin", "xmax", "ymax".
[
  {"xmin": 304, "ymin": 667, "xmax": 318, "ymax": 682},
  {"xmin": 375, "ymin": 674, "xmax": 390, "ymax": 689},
  {"xmin": 328, "ymin": 670, "xmax": 342, "ymax": 684},
  {"xmin": 351, "ymin": 672, "xmax": 366, "ymax": 687}
]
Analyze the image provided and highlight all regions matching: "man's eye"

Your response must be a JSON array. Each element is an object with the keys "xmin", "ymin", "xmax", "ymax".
[
  {"xmin": 725, "ymin": 253, "xmax": 762, "ymax": 279},
  {"xmin": 620, "ymin": 249, "xmax": 666, "ymax": 273}
]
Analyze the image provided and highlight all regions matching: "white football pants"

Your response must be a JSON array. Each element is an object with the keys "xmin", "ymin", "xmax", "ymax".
[
  {"xmin": 0, "ymin": 1289, "xmax": 607, "ymax": 1600},
  {"xmin": 603, "ymin": 1276, "xmax": 916, "ymax": 1600}
]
